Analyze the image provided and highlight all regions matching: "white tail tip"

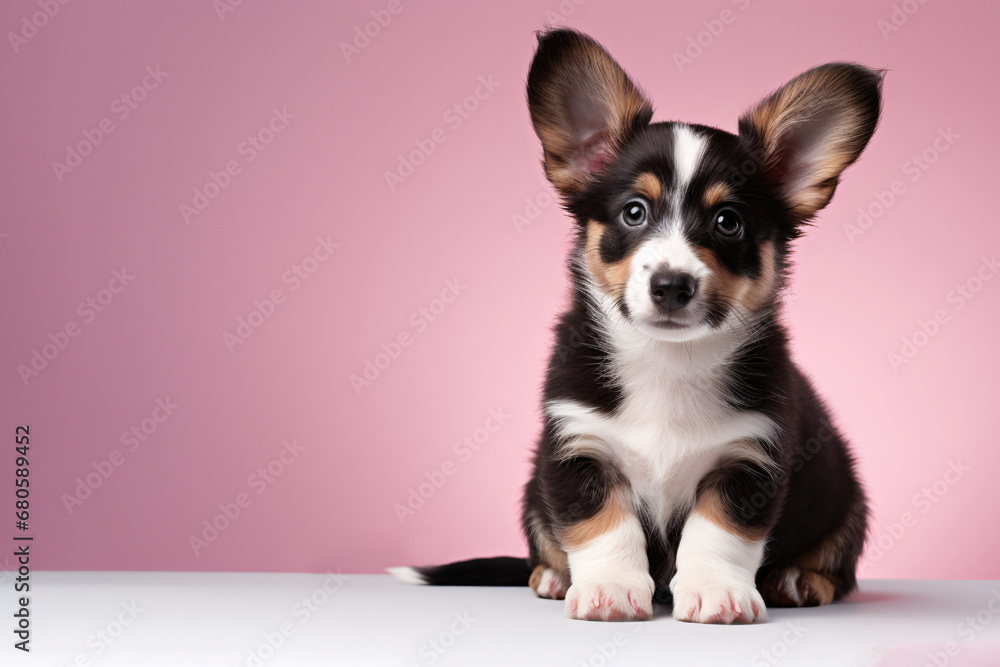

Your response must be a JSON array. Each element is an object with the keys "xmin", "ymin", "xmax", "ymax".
[{"xmin": 387, "ymin": 566, "xmax": 426, "ymax": 584}]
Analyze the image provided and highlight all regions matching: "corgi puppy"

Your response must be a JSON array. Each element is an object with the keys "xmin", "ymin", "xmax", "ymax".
[{"xmin": 391, "ymin": 28, "xmax": 881, "ymax": 624}]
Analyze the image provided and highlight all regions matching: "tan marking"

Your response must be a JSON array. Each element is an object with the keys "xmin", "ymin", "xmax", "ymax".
[
  {"xmin": 742, "ymin": 64, "xmax": 881, "ymax": 218},
  {"xmin": 797, "ymin": 544, "xmax": 839, "ymax": 574},
  {"xmin": 529, "ymin": 564, "xmax": 546, "ymax": 593},
  {"xmin": 560, "ymin": 492, "xmax": 628, "ymax": 549},
  {"xmin": 759, "ymin": 568, "xmax": 836, "ymax": 607},
  {"xmin": 704, "ymin": 182, "xmax": 732, "ymax": 209},
  {"xmin": 528, "ymin": 513, "xmax": 569, "ymax": 574},
  {"xmin": 695, "ymin": 488, "xmax": 768, "ymax": 542},
  {"xmin": 740, "ymin": 242, "xmax": 776, "ymax": 312},
  {"xmin": 693, "ymin": 246, "xmax": 741, "ymax": 308},
  {"xmin": 797, "ymin": 494, "xmax": 866, "ymax": 575},
  {"xmin": 799, "ymin": 570, "xmax": 836, "ymax": 606},
  {"xmin": 584, "ymin": 220, "xmax": 635, "ymax": 300},
  {"xmin": 633, "ymin": 172, "xmax": 662, "ymax": 201},
  {"xmin": 765, "ymin": 493, "xmax": 867, "ymax": 606},
  {"xmin": 539, "ymin": 533, "xmax": 569, "ymax": 573},
  {"xmin": 693, "ymin": 241, "xmax": 776, "ymax": 316}
]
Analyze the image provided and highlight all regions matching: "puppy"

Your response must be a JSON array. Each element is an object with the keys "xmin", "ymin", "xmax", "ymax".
[{"xmin": 391, "ymin": 28, "xmax": 881, "ymax": 624}]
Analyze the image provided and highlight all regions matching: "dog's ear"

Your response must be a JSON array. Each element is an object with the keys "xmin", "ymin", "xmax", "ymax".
[
  {"xmin": 527, "ymin": 29, "xmax": 653, "ymax": 197},
  {"xmin": 739, "ymin": 63, "xmax": 883, "ymax": 220}
]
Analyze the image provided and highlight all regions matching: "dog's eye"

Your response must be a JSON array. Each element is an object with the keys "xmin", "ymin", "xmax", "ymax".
[
  {"xmin": 621, "ymin": 199, "xmax": 648, "ymax": 227},
  {"xmin": 714, "ymin": 208, "xmax": 743, "ymax": 238}
]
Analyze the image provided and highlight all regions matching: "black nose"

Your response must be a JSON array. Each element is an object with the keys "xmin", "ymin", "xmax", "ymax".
[{"xmin": 650, "ymin": 271, "xmax": 697, "ymax": 311}]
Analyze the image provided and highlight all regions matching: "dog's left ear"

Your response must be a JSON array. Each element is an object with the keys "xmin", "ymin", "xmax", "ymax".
[{"xmin": 739, "ymin": 63, "xmax": 884, "ymax": 220}]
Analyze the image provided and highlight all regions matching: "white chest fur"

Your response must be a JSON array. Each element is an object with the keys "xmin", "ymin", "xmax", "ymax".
[{"xmin": 545, "ymin": 324, "xmax": 777, "ymax": 533}]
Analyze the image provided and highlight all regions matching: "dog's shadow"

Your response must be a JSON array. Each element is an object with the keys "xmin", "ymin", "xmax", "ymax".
[{"xmin": 844, "ymin": 588, "xmax": 912, "ymax": 605}]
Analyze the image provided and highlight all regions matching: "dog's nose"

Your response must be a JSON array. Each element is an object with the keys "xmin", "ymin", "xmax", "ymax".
[{"xmin": 650, "ymin": 271, "xmax": 697, "ymax": 311}]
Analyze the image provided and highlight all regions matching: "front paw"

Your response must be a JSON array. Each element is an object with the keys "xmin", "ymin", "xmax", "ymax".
[
  {"xmin": 564, "ymin": 575, "xmax": 654, "ymax": 621},
  {"xmin": 670, "ymin": 572, "xmax": 766, "ymax": 624}
]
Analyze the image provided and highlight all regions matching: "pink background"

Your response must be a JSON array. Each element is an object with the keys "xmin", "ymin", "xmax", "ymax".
[{"xmin": 1, "ymin": 0, "xmax": 997, "ymax": 579}]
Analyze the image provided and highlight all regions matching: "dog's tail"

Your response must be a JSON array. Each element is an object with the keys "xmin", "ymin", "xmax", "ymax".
[{"xmin": 388, "ymin": 556, "xmax": 532, "ymax": 587}]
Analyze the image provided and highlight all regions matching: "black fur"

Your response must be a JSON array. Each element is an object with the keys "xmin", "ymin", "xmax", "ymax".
[
  {"xmin": 414, "ymin": 557, "xmax": 533, "ymax": 587},
  {"xmin": 396, "ymin": 28, "xmax": 880, "ymax": 619}
]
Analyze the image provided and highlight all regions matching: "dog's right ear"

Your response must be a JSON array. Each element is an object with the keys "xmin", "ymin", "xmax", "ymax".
[{"xmin": 527, "ymin": 29, "xmax": 653, "ymax": 197}]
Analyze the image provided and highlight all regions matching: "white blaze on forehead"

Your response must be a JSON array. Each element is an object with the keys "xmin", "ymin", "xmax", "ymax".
[{"xmin": 673, "ymin": 124, "xmax": 707, "ymax": 195}]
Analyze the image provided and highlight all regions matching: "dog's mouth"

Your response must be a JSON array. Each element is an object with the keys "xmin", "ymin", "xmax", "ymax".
[
  {"xmin": 632, "ymin": 312, "xmax": 711, "ymax": 342},
  {"xmin": 648, "ymin": 317, "xmax": 692, "ymax": 330}
]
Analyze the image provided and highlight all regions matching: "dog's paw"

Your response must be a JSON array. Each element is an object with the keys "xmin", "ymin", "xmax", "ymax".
[
  {"xmin": 538, "ymin": 568, "xmax": 570, "ymax": 600},
  {"xmin": 670, "ymin": 573, "xmax": 766, "ymax": 624},
  {"xmin": 530, "ymin": 566, "xmax": 570, "ymax": 600},
  {"xmin": 564, "ymin": 575, "xmax": 654, "ymax": 621}
]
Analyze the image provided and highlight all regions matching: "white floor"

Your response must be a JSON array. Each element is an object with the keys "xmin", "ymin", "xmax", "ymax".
[{"xmin": 4, "ymin": 572, "xmax": 1000, "ymax": 666}]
